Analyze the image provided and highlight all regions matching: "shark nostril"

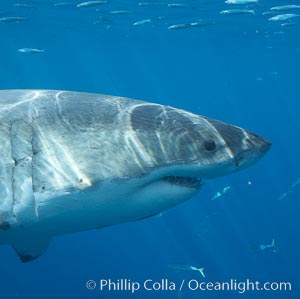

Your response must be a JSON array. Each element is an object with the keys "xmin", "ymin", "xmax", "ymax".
[{"xmin": 235, "ymin": 154, "xmax": 244, "ymax": 167}]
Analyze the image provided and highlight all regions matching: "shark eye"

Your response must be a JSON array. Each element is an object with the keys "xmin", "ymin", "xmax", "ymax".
[{"xmin": 204, "ymin": 140, "xmax": 216, "ymax": 151}]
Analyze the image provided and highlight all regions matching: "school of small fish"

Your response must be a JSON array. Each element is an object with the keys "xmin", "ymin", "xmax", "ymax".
[{"xmin": 0, "ymin": 0, "xmax": 298, "ymax": 41}]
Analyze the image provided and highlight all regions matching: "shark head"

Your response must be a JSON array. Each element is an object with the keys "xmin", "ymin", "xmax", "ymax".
[
  {"xmin": 130, "ymin": 104, "xmax": 271, "ymax": 177},
  {"xmin": 204, "ymin": 117, "xmax": 271, "ymax": 175},
  {"xmin": 127, "ymin": 104, "xmax": 271, "ymax": 217}
]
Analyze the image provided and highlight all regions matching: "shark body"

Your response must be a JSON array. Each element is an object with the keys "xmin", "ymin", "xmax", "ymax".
[{"xmin": 0, "ymin": 90, "xmax": 271, "ymax": 262}]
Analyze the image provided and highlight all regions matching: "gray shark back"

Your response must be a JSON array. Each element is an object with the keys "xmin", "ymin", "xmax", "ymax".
[{"xmin": 0, "ymin": 90, "xmax": 225, "ymax": 194}]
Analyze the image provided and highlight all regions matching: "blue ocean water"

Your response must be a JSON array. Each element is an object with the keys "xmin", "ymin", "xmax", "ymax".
[{"xmin": 0, "ymin": 0, "xmax": 299, "ymax": 298}]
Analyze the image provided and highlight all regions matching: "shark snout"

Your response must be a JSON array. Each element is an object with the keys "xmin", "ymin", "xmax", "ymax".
[
  {"xmin": 201, "ymin": 117, "xmax": 271, "ymax": 174},
  {"xmin": 234, "ymin": 131, "xmax": 271, "ymax": 168},
  {"xmin": 247, "ymin": 132, "xmax": 272, "ymax": 156},
  {"xmin": 247, "ymin": 132, "xmax": 272, "ymax": 155}
]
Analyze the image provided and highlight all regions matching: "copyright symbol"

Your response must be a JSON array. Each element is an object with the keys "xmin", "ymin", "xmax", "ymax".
[{"xmin": 86, "ymin": 280, "xmax": 97, "ymax": 290}]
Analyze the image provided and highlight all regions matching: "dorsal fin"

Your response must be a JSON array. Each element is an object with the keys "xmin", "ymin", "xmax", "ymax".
[{"xmin": 11, "ymin": 237, "xmax": 51, "ymax": 263}]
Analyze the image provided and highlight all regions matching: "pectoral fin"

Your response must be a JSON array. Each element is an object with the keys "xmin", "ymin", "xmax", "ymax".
[{"xmin": 11, "ymin": 237, "xmax": 51, "ymax": 263}]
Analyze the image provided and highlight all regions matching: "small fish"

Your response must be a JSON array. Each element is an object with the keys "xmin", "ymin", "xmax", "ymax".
[
  {"xmin": 77, "ymin": 1, "xmax": 107, "ymax": 8},
  {"xmin": 278, "ymin": 192, "xmax": 289, "ymax": 200},
  {"xmin": 281, "ymin": 22, "xmax": 299, "ymax": 27},
  {"xmin": 258, "ymin": 238, "xmax": 277, "ymax": 253},
  {"xmin": 13, "ymin": 3, "xmax": 34, "ymax": 8},
  {"xmin": 168, "ymin": 20, "xmax": 215, "ymax": 30},
  {"xmin": 168, "ymin": 21, "xmax": 210, "ymax": 30},
  {"xmin": 279, "ymin": 177, "xmax": 300, "ymax": 200},
  {"xmin": 268, "ymin": 14, "xmax": 299, "ymax": 21},
  {"xmin": 138, "ymin": 2, "xmax": 164, "ymax": 6},
  {"xmin": 270, "ymin": 5, "xmax": 300, "ymax": 11},
  {"xmin": 108, "ymin": 10, "xmax": 133, "ymax": 15},
  {"xmin": 0, "ymin": 16, "xmax": 27, "ymax": 23},
  {"xmin": 54, "ymin": 2, "xmax": 74, "ymax": 7},
  {"xmin": 262, "ymin": 11, "xmax": 277, "ymax": 15},
  {"xmin": 220, "ymin": 9, "xmax": 255, "ymax": 15},
  {"xmin": 169, "ymin": 264, "xmax": 205, "ymax": 277},
  {"xmin": 18, "ymin": 48, "xmax": 45, "ymax": 54},
  {"xmin": 132, "ymin": 19, "xmax": 151, "ymax": 26},
  {"xmin": 168, "ymin": 23, "xmax": 190, "ymax": 30},
  {"xmin": 225, "ymin": 0, "xmax": 258, "ymax": 4},
  {"xmin": 211, "ymin": 186, "xmax": 231, "ymax": 200},
  {"xmin": 291, "ymin": 178, "xmax": 300, "ymax": 188},
  {"xmin": 167, "ymin": 3, "xmax": 189, "ymax": 8}
]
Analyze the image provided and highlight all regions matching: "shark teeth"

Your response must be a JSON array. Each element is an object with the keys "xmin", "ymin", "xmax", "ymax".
[{"xmin": 162, "ymin": 176, "xmax": 202, "ymax": 189}]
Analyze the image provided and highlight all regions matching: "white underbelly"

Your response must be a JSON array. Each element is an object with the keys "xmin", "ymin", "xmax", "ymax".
[
  {"xmin": 34, "ymin": 178, "xmax": 196, "ymax": 237},
  {"xmin": 0, "ymin": 165, "xmax": 199, "ymax": 245}
]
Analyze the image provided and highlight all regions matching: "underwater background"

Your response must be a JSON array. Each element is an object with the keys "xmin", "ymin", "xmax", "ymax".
[{"xmin": 0, "ymin": 0, "xmax": 299, "ymax": 298}]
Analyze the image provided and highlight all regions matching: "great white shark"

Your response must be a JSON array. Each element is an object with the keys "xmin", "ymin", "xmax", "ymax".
[{"xmin": 0, "ymin": 90, "xmax": 271, "ymax": 262}]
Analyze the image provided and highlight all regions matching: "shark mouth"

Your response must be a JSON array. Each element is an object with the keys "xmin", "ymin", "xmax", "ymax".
[{"xmin": 162, "ymin": 176, "xmax": 202, "ymax": 189}]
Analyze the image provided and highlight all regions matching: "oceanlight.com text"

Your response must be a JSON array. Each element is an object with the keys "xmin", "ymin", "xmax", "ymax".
[{"xmin": 85, "ymin": 278, "xmax": 292, "ymax": 294}]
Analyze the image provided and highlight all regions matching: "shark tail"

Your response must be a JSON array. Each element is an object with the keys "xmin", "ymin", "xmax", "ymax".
[
  {"xmin": 271, "ymin": 238, "xmax": 275, "ymax": 248},
  {"xmin": 198, "ymin": 267, "xmax": 205, "ymax": 278}
]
